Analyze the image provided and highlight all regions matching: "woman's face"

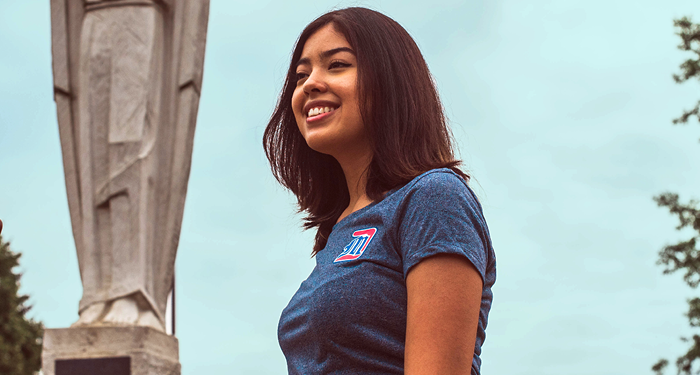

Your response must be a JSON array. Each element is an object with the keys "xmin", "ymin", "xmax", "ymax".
[{"xmin": 292, "ymin": 24, "xmax": 369, "ymax": 160}]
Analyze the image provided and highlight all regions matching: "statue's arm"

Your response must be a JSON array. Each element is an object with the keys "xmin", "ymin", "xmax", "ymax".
[{"xmin": 50, "ymin": 0, "xmax": 84, "ymax": 248}]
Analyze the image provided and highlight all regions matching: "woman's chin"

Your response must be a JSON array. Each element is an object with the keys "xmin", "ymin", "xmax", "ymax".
[
  {"xmin": 303, "ymin": 133, "xmax": 338, "ymax": 154},
  {"xmin": 301, "ymin": 126, "xmax": 370, "ymax": 159},
  {"xmin": 305, "ymin": 140, "xmax": 337, "ymax": 156}
]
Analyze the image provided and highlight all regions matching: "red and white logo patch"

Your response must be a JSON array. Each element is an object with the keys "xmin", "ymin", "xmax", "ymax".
[{"xmin": 333, "ymin": 228, "xmax": 378, "ymax": 263}]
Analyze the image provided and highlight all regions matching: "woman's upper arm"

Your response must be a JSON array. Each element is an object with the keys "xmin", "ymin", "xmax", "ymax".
[{"xmin": 405, "ymin": 253, "xmax": 483, "ymax": 375}]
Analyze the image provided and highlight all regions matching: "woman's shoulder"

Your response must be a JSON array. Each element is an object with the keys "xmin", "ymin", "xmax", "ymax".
[
  {"xmin": 397, "ymin": 168, "xmax": 475, "ymax": 201},
  {"xmin": 373, "ymin": 168, "xmax": 481, "ymax": 217},
  {"xmin": 385, "ymin": 168, "xmax": 485, "ymax": 220},
  {"xmin": 410, "ymin": 168, "xmax": 468, "ymax": 189}
]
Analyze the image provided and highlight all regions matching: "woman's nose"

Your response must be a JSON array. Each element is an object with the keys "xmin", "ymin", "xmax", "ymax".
[{"xmin": 303, "ymin": 72, "xmax": 327, "ymax": 94}]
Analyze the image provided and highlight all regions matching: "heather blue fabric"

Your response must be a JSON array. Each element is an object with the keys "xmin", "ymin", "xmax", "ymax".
[{"xmin": 278, "ymin": 168, "xmax": 496, "ymax": 375}]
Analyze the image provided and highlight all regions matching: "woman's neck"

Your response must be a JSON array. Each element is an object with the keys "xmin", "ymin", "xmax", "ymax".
[{"xmin": 335, "ymin": 149, "xmax": 373, "ymax": 223}]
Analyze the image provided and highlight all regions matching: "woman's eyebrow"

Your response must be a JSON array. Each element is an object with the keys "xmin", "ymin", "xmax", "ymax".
[{"xmin": 296, "ymin": 47, "xmax": 356, "ymax": 68}]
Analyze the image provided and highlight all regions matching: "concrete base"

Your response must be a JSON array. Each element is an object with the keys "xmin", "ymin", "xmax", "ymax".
[{"xmin": 42, "ymin": 326, "xmax": 180, "ymax": 375}]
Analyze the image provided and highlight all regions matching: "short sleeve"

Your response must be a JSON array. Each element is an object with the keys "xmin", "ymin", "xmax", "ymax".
[{"xmin": 399, "ymin": 171, "xmax": 491, "ymax": 282}]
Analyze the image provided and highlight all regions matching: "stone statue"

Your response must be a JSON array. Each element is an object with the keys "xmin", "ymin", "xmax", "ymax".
[{"xmin": 50, "ymin": 0, "xmax": 209, "ymax": 332}]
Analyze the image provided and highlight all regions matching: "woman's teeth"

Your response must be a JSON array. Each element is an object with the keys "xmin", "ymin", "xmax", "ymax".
[{"xmin": 308, "ymin": 106, "xmax": 336, "ymax": 118}]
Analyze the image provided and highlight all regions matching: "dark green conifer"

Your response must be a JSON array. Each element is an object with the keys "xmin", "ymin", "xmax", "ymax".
[{"xmin": 0, "ymin": 233, "xmax": 43, "ymax": 375}]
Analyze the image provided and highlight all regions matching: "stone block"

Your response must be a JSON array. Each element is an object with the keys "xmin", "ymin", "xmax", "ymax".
[{"xmin": 42, "ymin": 326, "xmax": 180, "ymax": 375}]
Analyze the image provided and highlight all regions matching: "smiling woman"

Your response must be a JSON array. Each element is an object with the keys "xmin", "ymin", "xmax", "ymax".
[
  {"xmin": 291, "ymin": 25, "xmax": 367, "ymax": 163},
  {"xmin": 263, "ymin": 7, "xmax": 496, "ymax": 375}
]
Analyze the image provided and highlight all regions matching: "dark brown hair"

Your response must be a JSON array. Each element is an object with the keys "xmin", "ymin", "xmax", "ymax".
[{"xmin": 263, "ymin": 7, "xmax": 468, "ymax": 255}]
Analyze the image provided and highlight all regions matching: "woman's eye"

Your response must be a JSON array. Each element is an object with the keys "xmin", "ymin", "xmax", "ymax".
[
  {"xmin": 295, "ymin": 72, "xmax": 308, "ymax": 81},
  {"xmin": 329, "ymin": 61, "xmax": 350, "ymax": 69}
]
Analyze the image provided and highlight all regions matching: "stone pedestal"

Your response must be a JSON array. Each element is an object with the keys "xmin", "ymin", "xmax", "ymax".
[{"xmin": 42, "ymin": 327, "xmax": 180, "ymax": 375}]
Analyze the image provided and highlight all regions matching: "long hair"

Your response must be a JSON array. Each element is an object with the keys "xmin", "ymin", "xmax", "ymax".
[{"xmin": 263, "ymin": 7, "xmax": 468, "ymax": 255}]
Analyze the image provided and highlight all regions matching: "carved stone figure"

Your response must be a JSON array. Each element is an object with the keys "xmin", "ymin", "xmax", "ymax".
[{"xmin": 50, "ymin": 0, "xmax": 209, "ymax": 332}]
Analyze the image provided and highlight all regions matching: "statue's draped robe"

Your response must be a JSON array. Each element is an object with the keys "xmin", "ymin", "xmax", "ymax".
[
  {"xmin": 50, "ymin": 0, "xmax": 209, "ymax": 326},
  {"xmin": 79, "ymin": 3, "xmax": 164, "ymax": 321}
]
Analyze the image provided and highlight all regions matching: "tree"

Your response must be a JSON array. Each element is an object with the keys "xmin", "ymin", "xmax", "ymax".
[
  {"xmin": 653, "ymin": 16, "xmax": 700, "ymax": 375},
  {"xmin": 0, "ymin": 233, "xmax": 43, "ymax": 375},
  {"xmin": 671, "ymin": 17, "xmax": 700, "ymax": 128}
]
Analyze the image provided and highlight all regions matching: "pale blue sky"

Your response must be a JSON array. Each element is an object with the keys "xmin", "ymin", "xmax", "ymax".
[{"xmin": 1, "ymin": 0, "xmax": 700, "ymax": 374}]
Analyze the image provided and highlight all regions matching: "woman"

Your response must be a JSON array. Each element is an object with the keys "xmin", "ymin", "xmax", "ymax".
[{"xmin": 263, "ymin": 7, "xmax": 496, "ymax": 375}]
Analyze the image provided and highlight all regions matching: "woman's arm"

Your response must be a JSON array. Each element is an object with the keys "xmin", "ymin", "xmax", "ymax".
[{"xmin": 405, "ymin": 253, "xmax": 483, "ymax": 375}]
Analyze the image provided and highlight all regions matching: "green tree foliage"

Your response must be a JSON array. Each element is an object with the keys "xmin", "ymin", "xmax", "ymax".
[
  {"xmin": 653, "ymin": 16, "xmax": 700, "ymax": 375},
  {"xmin": 0, "ymin": 234, "xmax": 43, "ymax": 375},
  {"xmin": 672, "ymin": 17, "xmax": 700, "ymax": 129}
]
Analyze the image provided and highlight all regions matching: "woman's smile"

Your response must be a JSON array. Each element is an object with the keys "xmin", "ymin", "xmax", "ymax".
[
  {"xmin": 306, "ymin": 106, "xmax": 338, "ymax": 123},
  {"xmin": 303, "ymin": 99, "xmax": 341, "ymax": 123}
]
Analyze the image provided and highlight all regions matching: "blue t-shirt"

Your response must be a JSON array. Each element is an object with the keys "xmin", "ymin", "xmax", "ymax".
[{"xmin": 278, "ymin": 168, "xmax": 496, "ymax": 374}]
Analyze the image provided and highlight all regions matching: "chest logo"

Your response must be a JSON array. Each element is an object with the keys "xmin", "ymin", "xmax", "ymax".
[{"xmin": 334, "ymin": 228, "xmax": 378, "ymax": 263}]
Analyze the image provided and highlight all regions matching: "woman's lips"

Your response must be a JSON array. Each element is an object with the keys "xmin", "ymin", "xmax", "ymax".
[{"xmin": 306, "ymin": 107, "xmax": 337, "ymax": 123}]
